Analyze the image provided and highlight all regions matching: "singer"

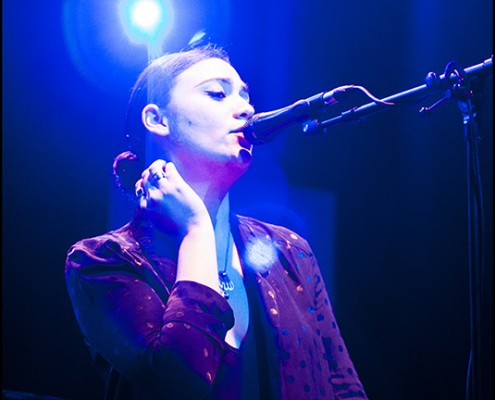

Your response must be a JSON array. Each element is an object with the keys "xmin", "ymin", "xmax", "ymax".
[{"xmin": 65, "ymin": 44, "xmax": 368, "ymax": 400}]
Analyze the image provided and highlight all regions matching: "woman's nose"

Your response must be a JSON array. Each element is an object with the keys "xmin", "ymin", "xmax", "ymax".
[{"xmin": 234, "ymin": 99, "xmax": 255, "ymax": 120}]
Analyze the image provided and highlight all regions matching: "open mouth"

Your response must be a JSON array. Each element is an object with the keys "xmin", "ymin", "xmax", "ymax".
[
  {"xmin": 230, "ymin": 125, "xmax": 253, "ymax": 149},
  {"xmin": 233, "ymin": 132, "xmax": 252, "ymax": 150}
]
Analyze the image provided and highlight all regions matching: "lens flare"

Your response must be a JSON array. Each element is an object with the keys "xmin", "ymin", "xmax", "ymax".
[
  {"xmin": 131, "ymin": 1, "xmax": 161, "ymax": 32},
  {"xmin": 245, "ymin": 237, "xmax": 278, "ymax": 274},
  {"xmin": 119, "ymin": 0, "xmax": 175, "ymax": 46}
]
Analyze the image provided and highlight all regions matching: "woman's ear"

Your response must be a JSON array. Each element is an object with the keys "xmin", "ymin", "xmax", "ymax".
[{"xmin": 141, "ymin": 104, "xmax": 170, "ymax": 136}]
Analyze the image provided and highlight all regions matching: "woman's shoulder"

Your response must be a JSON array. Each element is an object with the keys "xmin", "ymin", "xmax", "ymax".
[{"xmin": 65, "ymin": 221, "xmax": 139, "ymax": 272}]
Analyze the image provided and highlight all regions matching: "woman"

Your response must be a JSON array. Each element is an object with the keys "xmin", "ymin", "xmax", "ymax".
[{"xmin": 65, "ymin": 44, "xmax": 368, "ymax": 400}]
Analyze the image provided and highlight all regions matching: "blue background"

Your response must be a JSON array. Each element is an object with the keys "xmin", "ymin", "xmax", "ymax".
[{"xmin": 3, "ymin": 0, "xmax": 493, "ymax": 399}]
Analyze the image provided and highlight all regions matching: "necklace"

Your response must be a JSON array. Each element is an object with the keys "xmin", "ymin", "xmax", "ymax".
[{"xmin": 218, "ymin": 234, "xmax": 234, "ymax": 299}]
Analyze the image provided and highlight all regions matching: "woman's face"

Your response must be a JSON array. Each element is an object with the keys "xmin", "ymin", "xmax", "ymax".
[{"xmin": 163, "ymin": 58, "xmax": 255, "ymax": 178}]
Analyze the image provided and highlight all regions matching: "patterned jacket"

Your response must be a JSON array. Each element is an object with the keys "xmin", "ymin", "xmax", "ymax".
[{"xmin": 65, "ymin": 211, "xmax": 367, "ymax": 399}]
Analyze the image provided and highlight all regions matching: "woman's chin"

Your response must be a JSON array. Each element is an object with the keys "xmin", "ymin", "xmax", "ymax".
[{"xmin": 221, "ymin": 148, "xmax": 253, "ymax": 178}]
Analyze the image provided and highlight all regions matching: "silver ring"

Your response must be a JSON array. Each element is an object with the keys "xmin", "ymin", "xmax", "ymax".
[{"xmin": 151, "ymin": 171, "xmax": 167, "ymax": 183}]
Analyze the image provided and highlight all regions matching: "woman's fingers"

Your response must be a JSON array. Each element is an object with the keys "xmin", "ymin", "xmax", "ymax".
[
  {"xmin": 135, "ymin": 159, "xmax": 209, "ymax": 235},
  {"xmin": 136, "ymin": 160, "xmax": 184, "ymax": 213}
]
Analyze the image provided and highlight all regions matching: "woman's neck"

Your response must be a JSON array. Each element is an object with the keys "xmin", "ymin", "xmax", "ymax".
[
  {"xmin": 212, "ymin": 194, "xmax": 233, "ymax": 279},
  {"xmin": 212, "ymin": 193, "xmax": 231, "ymax": 232},
  {"xmin": 178, "ymin": 164, "xmax": 234, "ymax": 221},
  {"xmin": 144, "ymin": 151, "xmax": 235, "ymax": 229}
]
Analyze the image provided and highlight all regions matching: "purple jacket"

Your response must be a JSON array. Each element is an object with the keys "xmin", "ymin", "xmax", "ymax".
[{"xmin": 65, "ymin": 211, "xmax": 367, "ymax": 399}]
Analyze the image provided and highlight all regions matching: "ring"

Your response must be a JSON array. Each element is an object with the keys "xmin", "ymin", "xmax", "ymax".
[
  {"xmin": 151, "ymin": 171, "xmax": 167, "ymax": 183},
  {"xmin": 135, "ymin": 187, "xmax": 144, "ymax": 198}
]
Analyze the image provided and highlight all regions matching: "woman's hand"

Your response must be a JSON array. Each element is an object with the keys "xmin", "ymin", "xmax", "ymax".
[
  {"xmin": 135, "ymin": 159, "xmax": 211, "ymax": 237},
  {"xmin": 135, "ymin": 159, "xmax": 221, "ymax": 292}
]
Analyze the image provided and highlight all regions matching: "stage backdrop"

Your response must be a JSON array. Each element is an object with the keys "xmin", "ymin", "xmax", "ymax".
[{"xmin": 3, "ymin": 0, "xmax": 492, "ymax": 399}]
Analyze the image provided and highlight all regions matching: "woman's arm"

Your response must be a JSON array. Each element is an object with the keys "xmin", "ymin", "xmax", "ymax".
[
  {"xmin": 137, "ymin": 159, "xmax": 222, "ymax": 295},
  {"xmin": 66, "ymin": 241, "xmax": 233, "ymax": 399}
]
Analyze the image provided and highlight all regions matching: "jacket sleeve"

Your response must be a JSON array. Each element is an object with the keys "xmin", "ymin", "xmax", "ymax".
[{"xmin": 65, "ymin": 238, "xmax": 234, "ymax": 399}]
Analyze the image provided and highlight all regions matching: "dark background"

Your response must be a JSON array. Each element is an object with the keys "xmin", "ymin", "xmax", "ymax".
[{"xmin": 3, "ymin": 1, "xmax": 493, "ymax": 399}]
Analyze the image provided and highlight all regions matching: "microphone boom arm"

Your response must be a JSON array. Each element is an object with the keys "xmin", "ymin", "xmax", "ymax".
[{"xmin": 303, "ymin": 56, "xmax": 493, "ymax": 134}]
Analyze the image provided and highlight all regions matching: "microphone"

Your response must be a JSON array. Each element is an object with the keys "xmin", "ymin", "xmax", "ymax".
[{"xmin": 242, "ymin": 86, "xmax": 351, "ymax": 145}]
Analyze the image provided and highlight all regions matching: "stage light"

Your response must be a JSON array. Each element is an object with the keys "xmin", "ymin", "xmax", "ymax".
[
  {"xmin": 63, "ymin": 0, "xmax": 231, "ymax": 94},
  {"xmin": 119, "ymin": 0, "xmax": 175, "ymax": 48},
  {"xmin": 131, "ymin": 1, "xmax": 161, "ymax": 32}
]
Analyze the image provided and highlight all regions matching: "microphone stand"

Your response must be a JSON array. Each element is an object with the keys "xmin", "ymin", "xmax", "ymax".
[{"xmin": 304, "ymin": 56, "xmax": 492, "ymax": 400}]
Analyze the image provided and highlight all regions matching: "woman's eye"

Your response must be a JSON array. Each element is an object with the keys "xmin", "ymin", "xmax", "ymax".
[{"xmin": 206, "ymin": 91, "xmax": 226, "ymax": 100}]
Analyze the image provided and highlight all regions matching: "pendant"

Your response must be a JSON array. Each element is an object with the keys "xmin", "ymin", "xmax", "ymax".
[{"xmin": 219, "ymin": 271, "xmax": 235, "ymax": 299}]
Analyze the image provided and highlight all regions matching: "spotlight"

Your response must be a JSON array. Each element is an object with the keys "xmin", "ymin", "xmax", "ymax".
[
  {"xmin": 119, "ymin": 0, "xmax": 174, "ymax": 47},
  {"xmin": 131, "ymin": 0, "xmax": 162, "ymax": 32}
]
